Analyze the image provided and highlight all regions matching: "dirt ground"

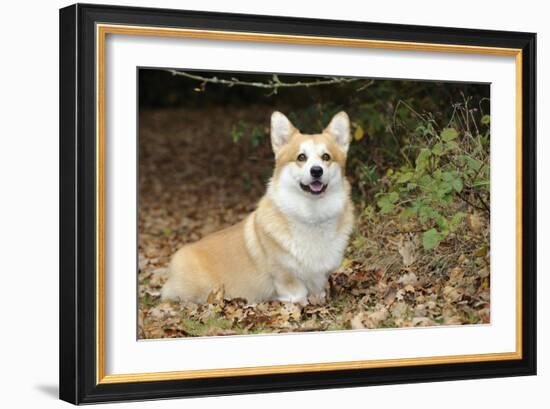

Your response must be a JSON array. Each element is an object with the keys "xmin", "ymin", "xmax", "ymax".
[{"xmin": 138, "ymin": 107, "xmax": 490, "ymax": 339}]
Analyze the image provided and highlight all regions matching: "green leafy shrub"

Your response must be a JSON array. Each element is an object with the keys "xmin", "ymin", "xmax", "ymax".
[{"xmin": 376, "ymin": 103, "xmax": 490, "ymax": 250}]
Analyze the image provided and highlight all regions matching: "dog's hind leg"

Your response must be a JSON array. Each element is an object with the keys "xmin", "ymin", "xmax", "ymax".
[{"xmin": 161, "ymin": 248, "xmax": 210, "ymax": 303}]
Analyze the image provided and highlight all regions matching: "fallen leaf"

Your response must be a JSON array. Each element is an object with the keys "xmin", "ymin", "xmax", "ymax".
[
  {"xmin": 397, "ymin": 235, "xmax": 418, "ymax": 266},
  {"xmin": 149, "ymin": 267, "xmax": 168, "ymax": 287},
  {"xmin": 478, "ymin": 267, "xmax": 490, "ymax": 278},
  {"xmin": 398, "ymin": 272, "xmax": 418, "ymax": 286},
  {"xmin": 206, "ymin": 286, "xmax": 225, "ymax": 305},
  {"xmin": 449, "ymin": 267, "xmax": 464, "ymax": 284},
  {"xmin": 404, "ymin": 284, "xmax": 415, "ymax": 293},
  {"xmin": 391, "ymin": 302, "xmax": 409, "ymax": 319},
  {"xmin": 412, "ymin": 317, "xmax": 435, "ymax": 327},
  {"xmin": 478, "ymin": 307, "xmax": 490, "ymax": 323},
  {"xmin": 384, "ymin": 287, "xmax": 397, "ymax": 306},
  {"xmin": 279, "ymin": 302, "xmax": 302, "ymax": 322},
  {"xmin": 414, "ymin": 304, "xmax": 427, "ymax": 317},
  {"xmin": 149, "ymin": 302, "xmax": 176, "ymax": 319},
  {"xmin": 467, "ymin": 213, "xmax": 483, "ymax": 233},
  {"xmin": 443, "ymin": 286, "xmax": 463, "ymax": 303},
  {"xmin": 350, "ymin": 308, "xmax": 389, "ymax": 329},
  {"xmin": 474, "ymin": 245, "xmax": 488, "ymax": 258},
  {"xmin": 364, "ymin": 308, "xmax": 389, "ymax": 328},
  {"xmin": 443, "ymin": 316, "xmax": 464, "ymax": 325},
  {"xmin": 354, "ymin": 125, "xmax": 365, "ymax": 141},
  {"xmin": 340, "ymin": 257, "xmax": 353, "ymax": 269},
  {"xmin": 350, "ymin": 313, "xmax": 366, "ymax": 329}
]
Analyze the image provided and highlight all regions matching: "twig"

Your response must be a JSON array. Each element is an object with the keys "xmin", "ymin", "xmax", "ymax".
[
  {"xmin": 474, "ymin": 192, "xmax": 490, "ymax": 213},
  {"xmin": 457, "ymin": 191, "xmax": 488, "ymax": 213},
  {"xmin": 166, "ymin": 70, "xmax": 371, "ymax": 93}
]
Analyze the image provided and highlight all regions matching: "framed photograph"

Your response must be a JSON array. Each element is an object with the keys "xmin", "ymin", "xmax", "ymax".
[{"xmin": 59, "ymin": 3, "xmax": 536, "ymax": 404}]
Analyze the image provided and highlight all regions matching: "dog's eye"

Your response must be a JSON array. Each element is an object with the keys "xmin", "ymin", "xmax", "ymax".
[
  {"xmin": 322, "ymin": 153, "xmax": 331, "ymax": 161},
  {"xmin": 297, "ymin": 153, "xmax": 307, "ymax": 162}
]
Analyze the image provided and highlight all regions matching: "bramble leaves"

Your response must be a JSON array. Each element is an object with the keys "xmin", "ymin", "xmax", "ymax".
[
  {"xmin": 422, "ymin": 228, "xmax": 444, "ymax": 250},
  {"xmin": 376, "ymin": 123, "xmax": 489, "ymax": 252},
  {"xmin": 377, "ymin": 191, "xmax": 399, "ymax": 214},
  {"xmin": 415, "ymin": 148, "xmax": 431, "ymax": 172},
  {"xmin": 441, "ymin": 127, "xmax": 458, "ymax": 142}
]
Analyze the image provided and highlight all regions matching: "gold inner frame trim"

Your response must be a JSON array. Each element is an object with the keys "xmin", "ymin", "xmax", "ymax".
[{"xmin": 96, "ymin": 23, "xmax": 523, "ymax": 385}]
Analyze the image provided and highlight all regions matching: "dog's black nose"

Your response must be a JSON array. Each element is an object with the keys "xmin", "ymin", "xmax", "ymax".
[{"xmin": 310, "ymin": 166, "xmax": 323, "ymax": 178}]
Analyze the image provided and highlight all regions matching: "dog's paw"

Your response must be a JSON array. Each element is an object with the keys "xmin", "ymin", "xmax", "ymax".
[
  {"xmin": 308, "ymin": 292, "xmax": 327, "ymax": 305},
  {"xmin": 277, "ymin": 294, "xmax": 308, "ymax": 306}
]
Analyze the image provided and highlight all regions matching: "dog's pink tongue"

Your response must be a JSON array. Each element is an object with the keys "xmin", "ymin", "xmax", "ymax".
[{"xmin": 310, "ymin": 181, "xmax": 324, "ymax": 192}]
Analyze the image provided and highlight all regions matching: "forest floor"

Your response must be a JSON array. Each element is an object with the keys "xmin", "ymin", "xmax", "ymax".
[{"xmin": 138, "ymin": 107, "xmax": 490, "ymax": 339}]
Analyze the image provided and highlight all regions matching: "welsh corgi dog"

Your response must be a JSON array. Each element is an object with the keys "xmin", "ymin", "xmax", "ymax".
[{"xmin": 161, "ymin": 111, "xmax": 354, "ymax": 305}]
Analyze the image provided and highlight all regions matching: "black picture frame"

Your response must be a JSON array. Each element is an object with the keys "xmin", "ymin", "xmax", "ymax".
[{"xmin": 59, "ymin": 3, "xmax": 536, "ymax": 404}]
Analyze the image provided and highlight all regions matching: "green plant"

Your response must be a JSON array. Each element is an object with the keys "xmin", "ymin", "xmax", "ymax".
[{"xmin": 376, "ymin": 102, "xmax": 490, "ymax": 250}]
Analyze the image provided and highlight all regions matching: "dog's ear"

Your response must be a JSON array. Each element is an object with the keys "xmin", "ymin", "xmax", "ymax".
[
  {"xmin": 325, "ymin": 111, "xmax": 350, "ymax": 153},
  {"xmin": 271, "ymin": 111, "xmax": 296, "ymax": 154}
]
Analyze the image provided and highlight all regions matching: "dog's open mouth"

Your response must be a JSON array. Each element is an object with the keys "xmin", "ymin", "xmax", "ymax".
[{"xmin": 300, "ymin": 180, "xmax": 327, "ymax": 195}]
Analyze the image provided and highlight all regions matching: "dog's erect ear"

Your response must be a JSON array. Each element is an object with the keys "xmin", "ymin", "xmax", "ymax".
[
  {"xmin": 325, "ymin": 111, "xmax": 351, "ymax": 153},
  {"xmin": 271, "ymin": 111, "xmax": 296, "ymax": 154}
]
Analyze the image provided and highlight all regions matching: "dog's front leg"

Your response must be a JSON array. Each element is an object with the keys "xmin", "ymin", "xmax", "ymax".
[
  {"xmin": 273, "ymin": 272, "xmax": 308, "ymax": 306},
  {"xmin": 306, "ymin": 275, "xmax": 329, "ymax": 305}
]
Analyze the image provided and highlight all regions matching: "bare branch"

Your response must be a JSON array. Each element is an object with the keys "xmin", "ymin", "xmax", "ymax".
[{"xmin": 165, "ymin": 69, "xmax": 373, "ymax": 92}]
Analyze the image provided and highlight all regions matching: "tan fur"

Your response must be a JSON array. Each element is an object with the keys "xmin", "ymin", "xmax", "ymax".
[
  {"xmin": 275, "ymin": 132, "xmax": 347, "ymax": 174},
  {"xmin": 162, "ymin": 112, "xmax": 355, "ymax": 304}
]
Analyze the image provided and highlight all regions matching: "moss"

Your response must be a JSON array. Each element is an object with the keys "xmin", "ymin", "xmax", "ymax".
[{"xmin": 180, "ymin": 316, "xmax": 234, "ymax": 336}]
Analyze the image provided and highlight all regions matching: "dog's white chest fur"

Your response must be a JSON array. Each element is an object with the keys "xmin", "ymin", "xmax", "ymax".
[
  {"xmin": 264, "ymin": 181, "xmax": 353, "ymax": 302},
  {"xmin": 284, "ymin": 218, "xmax": 348, "ymax": 279}
]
